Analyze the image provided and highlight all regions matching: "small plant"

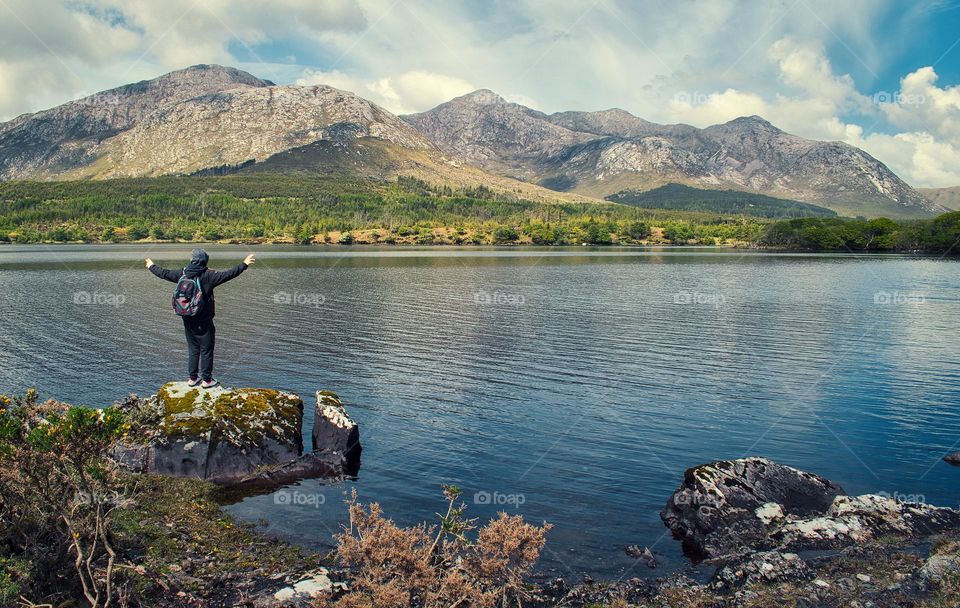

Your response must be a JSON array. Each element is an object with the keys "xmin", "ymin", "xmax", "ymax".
[{"xmin": 316, "ymin": 485, "xmax": 551, "ymax": 608}]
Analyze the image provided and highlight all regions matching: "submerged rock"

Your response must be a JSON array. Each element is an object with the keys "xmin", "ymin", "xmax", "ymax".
[
  {"xmin": 113, "ymin": 382, "xmax": 360, "ymax": 486},
  {"xmin": 661, "ymin": 458, "xmax": 960, "ymax": 562}
]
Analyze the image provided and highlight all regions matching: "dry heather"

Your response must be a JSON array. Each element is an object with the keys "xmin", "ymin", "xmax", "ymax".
[{"xmin": 314, "ymin": 486, "xmax": 551, "ymax": 608}]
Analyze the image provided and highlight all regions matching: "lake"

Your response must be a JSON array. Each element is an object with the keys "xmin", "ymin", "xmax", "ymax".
[{"xmin": 1, "ymin": 244, "xmax": 958, "ymax": 580}]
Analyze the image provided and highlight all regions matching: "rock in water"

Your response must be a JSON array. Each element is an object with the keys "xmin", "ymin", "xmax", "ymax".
[
  {"xmin": 944, "ymin": 451, "xmax": 960, "ymax": 465},
  {"xmin": 312, "ymin": 390, "xmax": 361, "ymax": 474},
  {"xmin": 113, "ymin": 382, "xmax": 361, "ymax": 486},
  {"xmin": 660, "ymin": 457, "xmax": 844, "ymax": 560},
  {"xmin": 661, "ymin": 457, "xmax": 960, "ymax": 561}
]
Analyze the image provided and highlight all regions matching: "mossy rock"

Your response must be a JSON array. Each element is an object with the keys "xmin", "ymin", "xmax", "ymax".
[{"xmin": 157, "ymin": 382, "xmax": 303, "ymax": 448}]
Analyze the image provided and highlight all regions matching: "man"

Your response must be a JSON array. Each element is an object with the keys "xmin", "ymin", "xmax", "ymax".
[{"xmin": 145, "ymin": 249, "xmax": 256, "ymax": 388}]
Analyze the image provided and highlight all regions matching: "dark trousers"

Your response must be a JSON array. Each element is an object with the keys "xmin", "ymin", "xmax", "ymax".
[{"xmin": 183, "ymin": 318, "xmax": 216, "ymax": 381}]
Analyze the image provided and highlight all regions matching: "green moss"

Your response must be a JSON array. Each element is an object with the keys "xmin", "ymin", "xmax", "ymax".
[{"xmin": 155, "ymin": 383, "xmax": 303, "ymax": 446}]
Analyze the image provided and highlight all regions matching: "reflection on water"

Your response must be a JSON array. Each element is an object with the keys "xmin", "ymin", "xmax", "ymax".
[{"xmin": 1, "ymin": 244, "xmax": 958, "ymax": 579}]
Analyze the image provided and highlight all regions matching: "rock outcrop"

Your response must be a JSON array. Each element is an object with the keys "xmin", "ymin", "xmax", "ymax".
[
  {"xmin": 113, "ymin": 382, "xmax": 360, "ymax": 486},
  {"xmin": 944, "ymin": 450, "xmax": 960, "ymax": 465},
  {"xmin": 661, "ymin": 457, "xmax": 960, "ymax": 560}
]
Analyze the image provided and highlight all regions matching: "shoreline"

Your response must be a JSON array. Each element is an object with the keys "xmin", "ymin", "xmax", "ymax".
[{"xmin": 0, "ymin": 239, "xmax": 950, "ymax": 255}]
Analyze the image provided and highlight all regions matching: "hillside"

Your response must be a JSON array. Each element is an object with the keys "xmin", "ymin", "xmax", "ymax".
[
  {"xmin": 607, "ymin": 183, "xmax": 837, "ymax": 218},
  {"xmin": 919, "ymin": 186, "xmax": 960, "ymax": 210}
]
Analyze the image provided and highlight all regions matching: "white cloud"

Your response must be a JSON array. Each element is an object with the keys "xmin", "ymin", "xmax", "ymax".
[
  {"xmin": 667, "ymin": 88, "xmax": 770, "ymax": 126},
  {"xmin": 879, "ymin": 66, "xmax": 960, "ymax": 141},
  {"xmin": 298, "ymin": 68, "xmax": 474, "ymax": 114}
]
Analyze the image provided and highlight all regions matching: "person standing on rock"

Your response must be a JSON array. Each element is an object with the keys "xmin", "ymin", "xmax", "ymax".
[{"xmin": 144, "ymin": 249, "xmax": 255, "ymax": 388}]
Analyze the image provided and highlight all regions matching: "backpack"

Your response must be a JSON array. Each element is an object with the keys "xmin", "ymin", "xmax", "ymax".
[{"xmin": 172, "ymin": 270, "xmax": 204, "ymax": 316}]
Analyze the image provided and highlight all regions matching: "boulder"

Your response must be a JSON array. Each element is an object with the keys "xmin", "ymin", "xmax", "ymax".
[
  {"xmin": 661, "ymin": 458, "xmax": 960, "ymax": 561},
  {"xmin": 660, "ymin": 457, "xmax": 844, "ymax": 559},
  {"xmin": 312, "ymin": 390, "xmax": 361, "ymax": 474},
  {"xmin": 944, "ymin": 451, "xmax": 960, "ymax": 465},
  {"xmin": 113, "ymin": 382, "xmax": 360, "ymax": 486}
]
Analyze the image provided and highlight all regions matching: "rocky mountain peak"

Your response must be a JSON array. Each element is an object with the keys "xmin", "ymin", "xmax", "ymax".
[
  {"xmin": 716, "ymin": 115, "xmax": 781, "ymax": 133},
  {"xmin": 453, "ymin": 89, "xmax": 507, "ymax": 106},
  {"xmin": 146, "ymin": 64, "xmax": 273, "ymax": 89}
]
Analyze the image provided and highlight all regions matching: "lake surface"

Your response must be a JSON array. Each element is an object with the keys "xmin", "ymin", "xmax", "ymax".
[{"xmin": 1, "ymin": 244, "xmax": 958, "ymax": 580}]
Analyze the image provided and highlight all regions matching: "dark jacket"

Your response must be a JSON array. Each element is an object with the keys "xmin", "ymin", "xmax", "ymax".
[{"xmin": 150, "ymin": 262, "xmax": 248, "ymax": 320}]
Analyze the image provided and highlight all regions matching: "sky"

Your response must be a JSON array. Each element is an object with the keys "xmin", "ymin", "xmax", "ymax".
[{"xmin": 1, "ymin": 0, "xmax": 960, "ymax": 187}]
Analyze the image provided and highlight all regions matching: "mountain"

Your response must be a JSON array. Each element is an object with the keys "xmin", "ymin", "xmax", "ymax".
[
  {"xmin": 919, "ymin": 186, "xmax": 960, "ymax": 211},
  {"xmin": 607, "ymin": 183, "xmax": 837, "ymax": 218},
  {"xmin": 0, "ymin": 67, "xmax": 944, "ymax": 218},
  {"xmin": 0, "ymin": 65, "xmax": 272, "ymax": 179},
  {"xmin": 404, "ymin": 92, "xmax": 940, "ymax": 218},
  {"xmin": 0, "ymin": 66, "xmax": 598, "ymax": 204}
]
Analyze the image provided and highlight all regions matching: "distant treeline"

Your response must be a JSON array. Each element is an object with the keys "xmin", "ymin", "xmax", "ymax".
[
  {"xmin": 1, "ymin": 175, "xmax": 958, "ymax": 251},
  {"xmin": 608, "ymin": 183, "xmax": 838, "ymax": 219},
  {"xmin": 759, "ymin": 214, "xmax": 960, "ymax": 253},
  {"xmin": 0, "ymin": 175, "xmax": 764, "ymax": 245}
]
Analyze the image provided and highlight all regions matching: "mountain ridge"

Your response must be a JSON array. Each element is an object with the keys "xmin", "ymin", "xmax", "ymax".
[
  {"xmin": 0, "ymin": 66, "xmax": 945, "ymax": 218},
  {"xmin": 404, "ymin": 90, "xmax": 940, "ymax": 218}
]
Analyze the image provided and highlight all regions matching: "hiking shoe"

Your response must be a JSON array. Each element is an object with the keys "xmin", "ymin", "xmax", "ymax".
[
  {"xmin": 201, "ymin": 379, "xmax": 219, "ymax": 389},
  {"xmin": 187, "ymin": 377, "xmax": 201, "ymax": 387}
]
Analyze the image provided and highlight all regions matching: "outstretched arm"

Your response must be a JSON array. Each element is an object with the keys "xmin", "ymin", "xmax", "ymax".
[
  {"xmin": 207, "ymin": 254, "xmax": 256, "ymax": 287},
  {"xmin": 145, "ymin": 258, "xmax": 181, "ymax": 282}
]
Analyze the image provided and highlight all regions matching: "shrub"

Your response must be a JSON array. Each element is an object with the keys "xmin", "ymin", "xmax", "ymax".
[
  {"xmin": 315, "ymin": 486, "xmax": 551, "ymax": 608},
  {"xmin": 339, "ymin": 231, "xmax": 355, "ymax": 245},
  {"xmin": 492, "ymin": 226, "xmax": 519, "ymax": 244},
  {"xmin": 625, "ymin": 220, "xmax": 652, "ymax": 241},
  {"xmin": 0, "ymin": 390, "xmax": 130, "ymax": 606}
]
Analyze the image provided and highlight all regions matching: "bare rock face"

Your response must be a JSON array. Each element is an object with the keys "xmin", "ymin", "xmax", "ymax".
[
  {"xmin": 113, "ymin": 381, "xmax": 361, "ymax": 487},
  {"xmin": 661, "ymin": 458, "xmax": 960, "ymax": 561}
]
